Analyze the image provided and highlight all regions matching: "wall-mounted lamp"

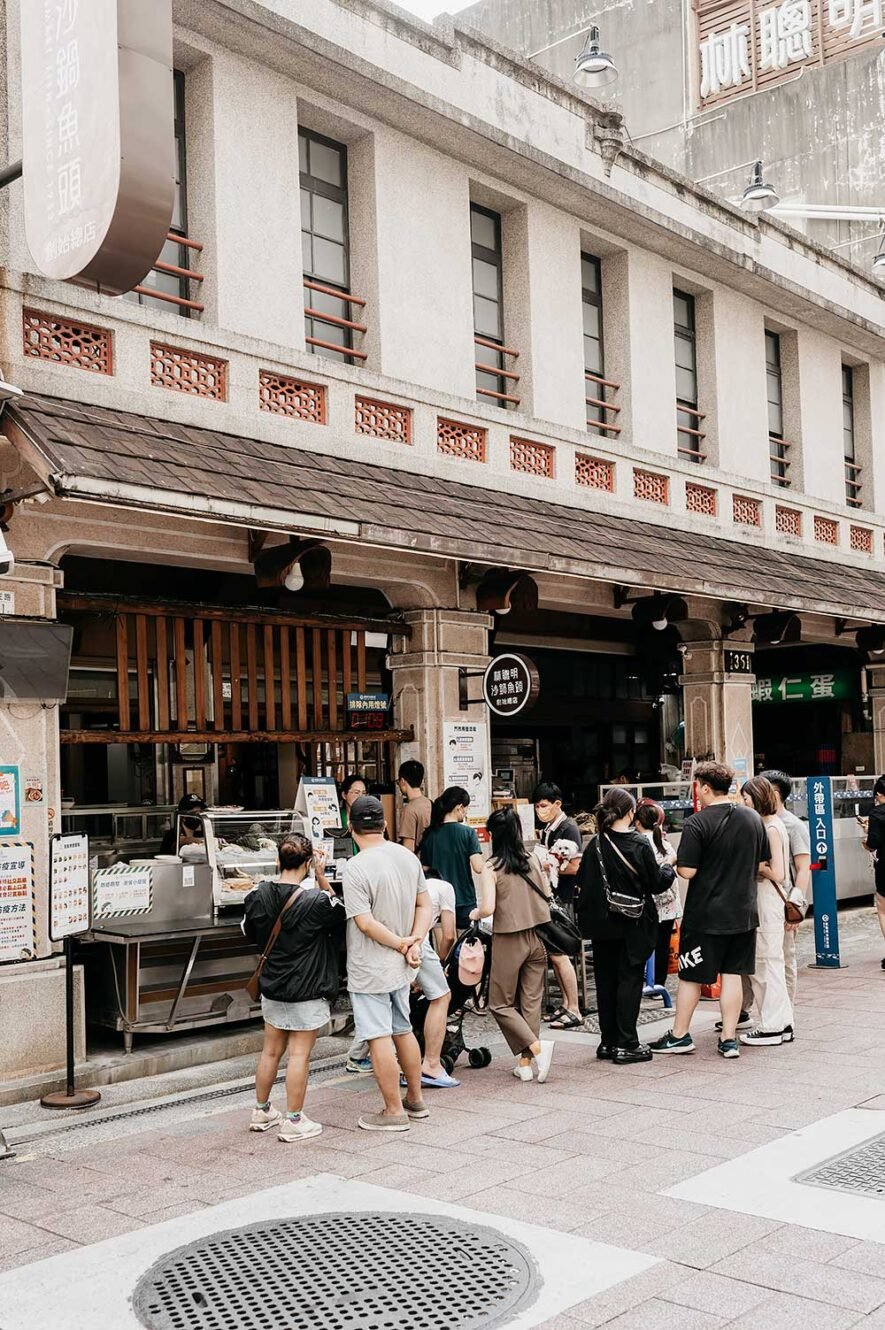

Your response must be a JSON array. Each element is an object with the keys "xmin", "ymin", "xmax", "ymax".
[
  {"xmin": 476, "ymin": 570, "xmax": 539, "ymax": 616},
  {"xmin": 615, "ymin": 588, "xmax": 688, "ymax": 631},
  {"xmin": 574, "ymin": 25, "xmax": 618, "ymax": 89},
  {"xmin": 742, "ymin": 160, "xmax": 779, "ymax": 213},
  {"xmin": 752, "ymin": 610, "xmax": 801, "ymax": 645},
  {"xmin": 253, "ymin": 537, "xmax": 331, "ymax": 593}
]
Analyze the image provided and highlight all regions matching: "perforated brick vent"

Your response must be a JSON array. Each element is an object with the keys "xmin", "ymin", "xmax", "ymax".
[
  {"xmin": 259, "ymin": 370, "xmax": 325, "ymax": 423},
  {"xmin": 575, "ymin": 454, "xmax": 615, "ymax": 492},
  {"xmin": 795, "ymin": 1133, "xmax": 885, "ymax": 1199},
  {"xmin": 133, "ymin": 1212, "xmax": 538, "ymax": 1330},
  {"xmin": 814, "ymin": 515, "xmax": 839, "ymax": 546},
  {"xmin": 633, "ymin": 469, "xmax": 669, "ymax": 505},
  {"xmin": 850, "ymin": 525, "xmax": 873, "ymax": 555},
  {"xmin": 23, "ymin": 308, "xmax": 112, "ymax": 374},
  {"xmin": 510, "ymin": 436, "xmax": 554, "ymax": 478},
  {"xmin": 355, "ymin": 396, "xmax": 412, "ymax": 443},
  {"xmin": 437, "ymin": 417, "xmax": 486, "ymax": 463},
  {"xmin": 151, "ymin": 342, "xmax": 227, "ymax": 400},
  {"xmin": 733, "ymin": 495, "xmax": 762, "ymax": 527},
  {"xmin": 685, "ymin": 482, "xmax": 716, "ymax": 516},
  {"xmin": 775, "ymin": 505, "xmax": 802, "ymax": 536}
]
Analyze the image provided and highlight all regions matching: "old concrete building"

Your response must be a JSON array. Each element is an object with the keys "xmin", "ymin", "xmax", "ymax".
[
  {"xmin": 0, "ymin": 0, "xmax": 884, "ymax": 1090},
  {"xmin": 463, "ymin": 0, "xmax": 885, "ymax": 257}
]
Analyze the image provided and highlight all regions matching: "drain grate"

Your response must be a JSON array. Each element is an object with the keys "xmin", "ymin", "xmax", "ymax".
[
  {"xmin": 794, "ymin": 1131, "xmax": 885, "ymax": 1198},
  {"xmin": 132, "ymin": 1210, "xmax": 539, "ymax": 1330}
]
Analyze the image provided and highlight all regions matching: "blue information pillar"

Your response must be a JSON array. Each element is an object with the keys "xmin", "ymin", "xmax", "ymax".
[{"xmin": 806, "ymin": 775, "xmax": 843, "ymax": 968}]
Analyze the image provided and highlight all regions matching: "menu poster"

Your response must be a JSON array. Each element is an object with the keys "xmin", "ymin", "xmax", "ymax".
[
  {"xmin": 92, "ymin": 864, "xmax": 152, "ymax": 919},
  {"xmin": 295, "ymin": 777, "xmax": 342, "ymax": 842},
  {"xmin": 443, "ymin": 721, "xmax": 490, "ymax": 822},
  {"xmin": 49, "ymin": 832, "xmax": 91, "ymax": 940},
  {"xmin": 0, "ymin": 766, "xmax": 21, "ymax": 838},
  {"xmin": 0, "ymin": 841, "xmax": 35, "ymax": 963}
]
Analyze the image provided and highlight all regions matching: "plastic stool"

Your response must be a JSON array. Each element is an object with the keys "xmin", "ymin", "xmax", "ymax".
[{"xmin": 642, "ymin": 953, "xmax": 672, "ymax": 1008}]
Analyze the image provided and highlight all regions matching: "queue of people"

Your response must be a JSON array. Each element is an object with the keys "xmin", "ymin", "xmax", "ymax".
[{"xmin": 243, "ymin": 757, "xmax": 814, "ymax": 1143}]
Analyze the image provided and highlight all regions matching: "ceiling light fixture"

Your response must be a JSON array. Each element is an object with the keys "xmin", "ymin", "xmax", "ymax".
[
  {"xmin": 742, "ymin": 160, "xmax": 779, "ymax": 213},
  {"xmin": 574, "ymin": 24, "xmax": 618, "ymax": 89}
]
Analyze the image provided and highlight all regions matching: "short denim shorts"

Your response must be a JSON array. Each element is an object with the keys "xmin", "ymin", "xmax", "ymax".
[
  {"xmin": 350, "ymin": 985, "xmax": 412, "ymax": 1041},
  {"xmin": 415, "ymin": 940, "xmax": 450, "ymax": 1002},
  {"xmin": 261, "ymin": 996, "xmax": 330, "ymax": 1032}
]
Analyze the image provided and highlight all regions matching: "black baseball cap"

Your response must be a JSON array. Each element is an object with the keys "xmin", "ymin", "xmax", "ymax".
[
  {"xmin": 349, "ymin": 794, "xmax": 385, "ymax": 832},
  {"xmin": 178, "ymin": 794, "xmax": 207, "ymax": 812}
]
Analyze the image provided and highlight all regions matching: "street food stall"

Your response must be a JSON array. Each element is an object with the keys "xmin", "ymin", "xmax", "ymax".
[{"xmin": 57, "ymin": 589, "xmax": 412, "ymax": 1050}]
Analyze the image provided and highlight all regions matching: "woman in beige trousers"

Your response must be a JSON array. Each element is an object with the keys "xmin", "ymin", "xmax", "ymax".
[{"xmin": 471, "ymin": 808, "xmax": 555, "ymax": 1083}]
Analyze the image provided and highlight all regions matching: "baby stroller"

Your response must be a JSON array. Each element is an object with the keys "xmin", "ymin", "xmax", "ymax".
[{"xmin": 410, "ymin": 924, "xmax": 493, "ymax": 1073}]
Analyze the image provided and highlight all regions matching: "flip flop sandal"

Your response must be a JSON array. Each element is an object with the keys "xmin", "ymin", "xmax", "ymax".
[
  {"xmin": 420, "ymin": 1072, "xmax": 461, "ymax": 1088},
  {"xmin": 548, "ymin": 1011, "xmax": 584, "ymax": 1030},
  {"xmin": 546, "ymin": 1006, "xmax": 567, "ymax": 1023}
]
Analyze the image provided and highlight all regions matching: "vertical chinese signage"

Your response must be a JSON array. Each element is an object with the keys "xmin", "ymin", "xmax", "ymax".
[
  {"xmin": 0, "ymin": 843, "xmax": 36, "ymax": 962},
  {"xmin": 696, "ymin": 0, "xmax": 884, "ymax": 106},
  {"xmin": 20, "ymin": 0, "xmax": 175, "ymax": 292},
  {"xmin": 806, "ymin": 775, "xmax": 841, "ymax": 967}
]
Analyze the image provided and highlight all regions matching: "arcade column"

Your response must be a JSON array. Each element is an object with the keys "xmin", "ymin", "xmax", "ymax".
[{"xmin": 680, "ymin": 638, "xmax": 755, "ymax": 777}]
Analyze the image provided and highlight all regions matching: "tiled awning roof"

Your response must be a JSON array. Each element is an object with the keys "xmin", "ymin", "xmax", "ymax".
[{"xmin": 7, "ymin": 393, "xmax": 884, "ymax": 621}]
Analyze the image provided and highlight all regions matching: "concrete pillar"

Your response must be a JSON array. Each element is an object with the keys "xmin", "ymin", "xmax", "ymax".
[
  {"xmin": 680, "ymin": 638, "xmax": 755, "ymax": 778},
  {"xmin": 388, "ymin": 609, "xmax": 492, "ymax": 799}
]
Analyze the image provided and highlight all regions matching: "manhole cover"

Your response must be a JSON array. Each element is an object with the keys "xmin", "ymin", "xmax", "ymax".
[
  {"xmin": 132, "ymin": 1210, "xmax": 540, "ymax": 1330},
  {"xmin": 794, "ymin": 1131, "xmax": 885, "ymax": 1198}
]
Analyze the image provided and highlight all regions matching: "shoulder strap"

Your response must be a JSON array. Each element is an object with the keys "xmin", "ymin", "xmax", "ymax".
[
  {"xmin": 516, "ymin": 866, "xmax": 553, "ymax": 905},
  {"xmin": 256, "ymin": 883, "xmax": 307, "ymax": 968},
  {"xmin": 603, "ymin": 833, "xmax": 641, "ymax": 878}
]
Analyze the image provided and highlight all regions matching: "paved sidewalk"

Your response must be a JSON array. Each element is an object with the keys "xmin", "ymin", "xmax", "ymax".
[{"xmin": 2, "ymin": 909, "xmax": 885, "ymax": 1327}]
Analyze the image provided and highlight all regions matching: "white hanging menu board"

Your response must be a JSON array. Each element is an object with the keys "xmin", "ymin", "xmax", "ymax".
[
  {"xmin": 0, "ymin": 842, "xmax": 36, "ymax": 963},
  {"xmin": 92, "ymin": 863, "xmax": 153, "ymax": 919},
  {"xmin": 49, "ymin": 833, "xmax": 91, "ymax": 940}
]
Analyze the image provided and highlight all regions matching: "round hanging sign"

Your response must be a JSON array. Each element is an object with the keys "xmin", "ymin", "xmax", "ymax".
[{"xmin": 482, "ymin": 653, "xmax": 540, "ymax": 718}]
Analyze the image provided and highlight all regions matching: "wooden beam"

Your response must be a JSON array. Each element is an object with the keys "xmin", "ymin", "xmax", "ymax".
[
  {"xmin": 193, "ymin": 618, "xmax": 206, "ymax": 731},
  {"xmin": 115, "ymin": 614, "xmax": 130, "ymax": 732},
  {"xmin": 155, "ymin": 616, "xmax": 170, "ymax": 731},
  {"xmin": 135, "ymin": 614, "xmax": 150, "ymax": 731},
  {"xmin": 295, "ymin": 627, "xmax": 308, "ymax": 730},
  {"xmin": 246, "ymin": 623, "xmax": 259, "ymax": 731},
  {"xmin": 356, "ymin": 630, "xmax": 367, "ymax": 692},
  {"xmin": 327, "ymin": 629, "xmax": 338, "ymax": 729},
  {"xmin": 263, "ymin": 623, "xmax": 276, "ymax": 730},
  {"xmin": 229, "ymin": 623, "xmax": 242, "ymax": 731},
  {"xmin": 311, "ymin": 628, "xmax": 323, "ymax": 729},
  {"xmin": 60, "ymin": 727, "xmax": 414, "ymax": 744},
  {"xmin": 279, "ymin": 626, "xmax": 292, "ymax": 731},
  {"xmin": 210, "ymin": 620, "xmax": 224, "ymax": 730},
  {"xmin": 173, "ymin": 617, "xmax": 188, "ymax": 728},
  {"xmin": 58, "ymin": 592, "xmax": 409, "ymax": 637}
]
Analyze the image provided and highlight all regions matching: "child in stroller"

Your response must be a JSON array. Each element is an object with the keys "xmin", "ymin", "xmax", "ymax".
[{"xmin": 410, "ymin": 923, "xmax": 493, "ymax": 1073}]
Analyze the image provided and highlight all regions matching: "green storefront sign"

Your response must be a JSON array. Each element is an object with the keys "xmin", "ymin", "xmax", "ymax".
[{"xmin": 751, "ymin": 671, "xmax": 854, "ymax": 704}]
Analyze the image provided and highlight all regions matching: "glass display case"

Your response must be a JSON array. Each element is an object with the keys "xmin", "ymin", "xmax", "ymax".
[
  {"xmin": 193, "ymin": 809, "xmax": 309, "ymax": 910},
  {"xmin": 61, "ymin": 804, "xmax": 176, "ymax": 858}
]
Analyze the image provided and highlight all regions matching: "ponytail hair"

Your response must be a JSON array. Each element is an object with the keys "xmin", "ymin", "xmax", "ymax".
[
  {"xmin": 594, "ymin": 787, "xmax": 636, "ymax": 835},
  {"xmin": 634, "ymin": 800, "xmax": 665, "ymax": 854},
  {"xmin": 430, "ymin": 785, "xmax": 470, "ymax": 830}
]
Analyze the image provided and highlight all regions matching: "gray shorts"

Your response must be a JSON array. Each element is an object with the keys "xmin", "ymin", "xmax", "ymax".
[
  {"xmin": 261, "ymin": 996, "xmax": 330, "ymax": 1032},
  {"xmin": 350, "ymin": 986, "xmax": 412, "ymax": 1042},
  {"xmin": 416, "ymin": 940, "xmax": 450, "ymax": 1002}
]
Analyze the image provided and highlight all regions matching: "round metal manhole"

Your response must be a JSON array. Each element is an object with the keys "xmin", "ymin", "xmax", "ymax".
[{"xmin": 132, "ymin": 1210, "xmax": 540, "ymax": 1330}]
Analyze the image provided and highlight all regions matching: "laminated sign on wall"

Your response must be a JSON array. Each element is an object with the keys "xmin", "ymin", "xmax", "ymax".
[
  {"xmin": 443, "ymin": 721, "xmax": 490, "ymax": 821},
  {"xmin": 0, "ymin": 842, "xmax": 36, "ymax": 963},
  {"xmin": 50, "ymin": 833, "xmax": 91, "ymax": 940},
  {"xmin": 92, "ymin": 863, "xmax": 152, "ymax": 919}
]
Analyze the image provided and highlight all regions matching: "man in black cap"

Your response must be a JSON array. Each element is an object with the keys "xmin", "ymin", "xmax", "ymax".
[
  {"xmin": 160, "ymin": 793, "xmax": 207, "ymax": 855},
  {"xmin": 342, "ymin": 795, "xmax": 433, "ymax": 1132}
]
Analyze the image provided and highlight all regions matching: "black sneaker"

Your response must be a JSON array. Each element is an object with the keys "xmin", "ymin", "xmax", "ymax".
[
  {"xmin": 715, "ymin": 1011, "xmax": 752, "ymax": 1032},
  {"xmin": 650, "ymin": 1030, "xmax": 695, "ymax": 1055},
  {"xmin": 718, "ymin": 1038, "xmax": 740, "ymax": 1058},
  {"xmin": 781, "ymin": 1025, "xmax": 795, "ymax": 1043},
  {"xmin": 596, "ymin": 1044, "xmax": 614, "ymax": 1061},
  {"xmin": 613, "ymin": 1045, "xmax": 653, "ymax": 1065},
  {"xmin": 739, "ymin": 1028, "xmax": 783, "ymax": 1047}
]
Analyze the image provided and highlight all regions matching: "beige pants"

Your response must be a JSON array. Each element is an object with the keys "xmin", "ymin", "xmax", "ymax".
[
  {"xmin": 750, "ymin": 881, "xmax": 794, "ymax": 1033},
  {"xmin": 783, "ymin": 926, "xmax": 798, "ymax": 1015},
  {"xmin": 489, "ymin": 928, "xmax": 547, "ymax": 1055}
]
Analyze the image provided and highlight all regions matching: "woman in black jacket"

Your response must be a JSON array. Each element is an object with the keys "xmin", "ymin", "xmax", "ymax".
[
  {"xmin": 243, "ymin": 834, "xmax": 345, "ymax": 1142},
  {"xmin": 576, "ymin": 788, "xmax": 659, "ymax": 1066}
]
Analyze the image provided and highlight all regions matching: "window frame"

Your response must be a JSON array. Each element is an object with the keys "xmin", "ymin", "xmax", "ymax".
[
  {"xmin": 843, "ymin": 364, "xmax": 861, "ymax": 508},
  {"xmin": 299, "ymin": 126, "xmax": 352, "ymax": 362},
  {"xmin": 470, "ymin": 203, "xmax": 509, "ymax": 406},
  {"xmin": 674, "ymin": 288, "xmax": 703, "ymax": 463},
  {"xmin": 582, "ymin": 252, "xmax": 605, "ymax": 429},
  {"xmin": 766, "ymin": 330, "xmax": 790, "ymax": 487}
]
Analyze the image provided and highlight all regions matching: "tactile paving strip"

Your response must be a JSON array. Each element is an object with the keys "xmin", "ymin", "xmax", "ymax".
[
  {"xmin": 133, "ymin": 1210, "xmax": 539, "ymax": 1329},
  {"xmin": 794, "ymin": 1131, "xmax": 885, "ymax": 1199}
]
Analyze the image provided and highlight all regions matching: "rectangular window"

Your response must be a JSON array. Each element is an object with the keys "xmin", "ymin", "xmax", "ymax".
[
  {"xmin": 300, "ymin": 128, "xmax": 352, "ymax": 363},
  {"xmin": 125, "ymin": 71, "xmax": 194, "ymax": 315},
  {"xmin": 766, "ymin": 331, "xmax": 789, "ymax": 487},
  {"xmin": 843, "ymin": 365, "xmax": 861, "ymax": 507},
  {"xmin": 674, "ymin": 290, "xmax": 703, "ymax": 462},
  {"xmin": 471, "ymin": 204, "xmax": 515, "ymax": 408},
  {"xmin": 582, "ymin": 253, "xmax": 605, "ymax": 431}
]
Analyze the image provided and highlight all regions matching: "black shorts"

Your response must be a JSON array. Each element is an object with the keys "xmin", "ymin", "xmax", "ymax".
[{"xmin": 676, "ymin": 930, "xmax": 756, "ymax": 984}]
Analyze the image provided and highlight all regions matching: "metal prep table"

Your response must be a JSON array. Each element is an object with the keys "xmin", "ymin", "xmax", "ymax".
[{"xmin": 79, "ymin": 917, "xmax": 262, "ymax": 1053}]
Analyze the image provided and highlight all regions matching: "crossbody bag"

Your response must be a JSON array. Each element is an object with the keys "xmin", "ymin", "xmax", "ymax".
[
  {"xmin": 593, "ymin": 834, "xmax": 645, "ymax": 920},
  {"xmin": 517, "ymin": 869, "xmax": 583, "ymax": 957},
  {"xmin": 245, "ymin": 884, "xmax": 307, "ymax": 1003}
]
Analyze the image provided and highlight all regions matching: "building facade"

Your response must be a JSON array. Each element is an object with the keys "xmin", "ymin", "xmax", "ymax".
[{"xmin": 1, "ymin": 0, "xmax": 885, "ymax": 1088}]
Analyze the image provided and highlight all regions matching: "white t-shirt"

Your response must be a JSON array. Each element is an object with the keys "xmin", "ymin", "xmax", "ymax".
[{"xmin": 424, "ymin": 877, "xmax": 456, "ymax": 929}]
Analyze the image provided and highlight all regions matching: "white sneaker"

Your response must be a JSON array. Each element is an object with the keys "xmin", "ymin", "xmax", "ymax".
[
  {"xmin": 512, "ymin": 1062, "xmax": 533, "ymax": 1081},
  {"xmin": 249, "ymin": 1104, "xmax": 282, "ymax": 1132},
  {"xmin": 535, "ymin": 1040, "xmax": 555, "ymax": 1084},
  {"xmin": 278, "ymin": 1114, "xmax": 323, "ymax": 1143}
]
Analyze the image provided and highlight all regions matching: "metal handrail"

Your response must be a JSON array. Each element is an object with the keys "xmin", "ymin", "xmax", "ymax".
[
  {"xmin": 474, "ymin": 335, "xmax": 520, "ymax": 408},
  {"xmin": 677, "ymin": 401, "xmax": 706, "ymax": 420},
  {"xmin": 303, "ymin": 278, "xmax": 368, "ymax": 363},
  {"xmin": 132, "ymin": 230, "xmax": 205, "ymax": 314},
  {"xmin": 304, "ymin": 279, "xmax": 366, "ymax": 307},
  {"xmin": 475, "ymin": 334, "xmax": 520, "ymax": 358},
  {"xmin": 585, "ymin": 369, "xmax": 621, "ymax": 435}
]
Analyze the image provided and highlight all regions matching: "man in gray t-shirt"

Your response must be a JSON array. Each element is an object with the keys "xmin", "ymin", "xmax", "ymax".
[
  {"xmin": 761, "ymin": 770, "xmax": 811, "ymax": 1019},
  {"xmin": 342, "ymin": 796, "xmax": 432, "ymax": 1133}
]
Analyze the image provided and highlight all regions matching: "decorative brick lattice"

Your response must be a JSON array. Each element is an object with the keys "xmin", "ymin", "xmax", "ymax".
[
  {"xmin": 850, "ymin": 525, "xmax": 873, "ymax": 555},
  {"xmin": 22, "ymin": 308, "xmax": 112, "ymax": 375},
  {"xmin": 732, "ymin": 494, "xmax": 762, "ymax": 527},
  {"xmin": 510, "ymin": 436, "xmax": 554, "ymax": 479},
  {"xmin": 259, "ymin": 370, "xmax": 325, "ymax": 423},
  {"xmin": 437, "ymin": 418, "xmax": 486, "ymax": 463},
  {"xmin": 151, "ymin": 342, "xmax": 227, "ymax": 400},
  {"xmin": 775, "ymin": 505, "xmax": 802, "ymax": 536},
  {"xmin": 575, "ymin": 454, "xmax": 615, "ymax": 492},
  {"xmin": 355, "ymin": 396, "xmax": 412, "ymax": 444},
  {"xmin": 685, "ymin": 482, "xmax": 717, "ymax": 517},
  {"xmin": 814, "ymin": 515, "xmax": 839, "ymax": 546},
  {"xmin": 633, "ymin": 469, "xmax": 669, "ymax": 505}
]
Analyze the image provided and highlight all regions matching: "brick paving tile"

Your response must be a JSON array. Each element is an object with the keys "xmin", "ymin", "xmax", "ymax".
[
  {"xmin": 0, "ymin": 1214, "xmax": 60, "ymax": 1259},
  {"xmin": 658, "ymin": 1269, "xmax": 771, "ymax": 1317},
  {"xmin": 589, "ymin": 1295, "xmax": 726, "ymax": 1329},
  {"xmin": 712, "ymin": 1248, "xmax": 885, "ymax": 1313},
  {"xmin": 0, "ymin": 1180, "xmax": 69, "ymax": 1223},
  {"xmin": 757, "ymin": 1225, "xmax": 859, "ymax": 1263},
  {"xmin": 436, "ymin": 1182, "xmax": 606, "ymax": 1230},
  {"xmin": 502, "ymin": 1154, "xmax": 629, "ymax": 1197},
  {"xmin": 603, "ymin": 1149, "xmax": 724, "ymax": 1193},
  {"xmin": 563, "ymin": 1261, "xmax": 688, "ymax": 1327},
  {"xmin": 574, "ymin": 1191, "xmax": 713, "ymax": 1250},
  {"xmin": 725, "ymin": 1292, "xmax": 865, "ymax": 1329},
  {"xmin": 536, "ymin": 1316, "xmax": 589, "ymax": 1329},
  {"xmin": 833, "ymin": 1243, "xmax": 885, "ymax": 1279},
  {"xmin": 457, "ymin": 1135, "xmax": 580, "ymax": 1169},
  {"xmin": 542, "ymin": 1129, "xmax": 660, "ymax": 1163},
  {"xmin": 24, "ymin": 1204, "xmax": 146, "ymax": 1245},
  {"xmin": 645, "ymin": 1211, "xmax": 782, "ymax": 1269},
  {"xmin": 0, "ymin": 1235, "xmax": 78, "ymax": 1274}
]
